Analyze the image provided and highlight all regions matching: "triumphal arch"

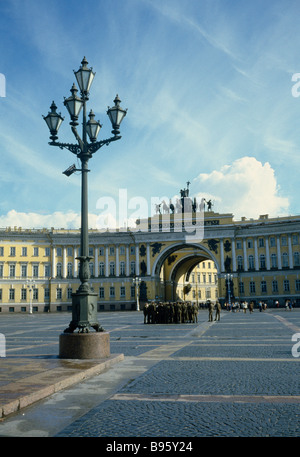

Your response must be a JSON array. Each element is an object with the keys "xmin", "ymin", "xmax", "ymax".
[{"xmin": 0, "ymin": 191, "xmax": 300, "ymax": 312}]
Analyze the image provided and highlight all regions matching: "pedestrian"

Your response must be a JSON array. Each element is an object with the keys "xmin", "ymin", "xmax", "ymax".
[
  {"xmin": 208, "ymin": 302, "xmax": 215, "ymax": 322},
  {"xmin": 214, "ymin": 301, "xmax": 221, "ymax": 321},
  {"xmin": 143, "ymin": 303, "xmax": 149, "ymax": 324}
]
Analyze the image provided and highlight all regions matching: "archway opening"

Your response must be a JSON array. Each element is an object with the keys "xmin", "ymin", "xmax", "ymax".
[{"xmin": 153, "ymin": 244, "xmax": 220, "ymax": 303}]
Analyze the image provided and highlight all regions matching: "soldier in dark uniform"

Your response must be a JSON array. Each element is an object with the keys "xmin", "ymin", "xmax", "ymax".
[
  {"xmin": 187, "ymin": 302, "xmax": 193, "ymax": 322},
  {"xmin": 182, "ymin": 302, "xmax": 187, "ymax": 323},
  {"xmin": 193, "ymin": 303, "xmax": 198, "ymax": 323},
  {"xmin": 249, "ymin": 301, "xmax": 254, "ymax": 313},
  {"xmin": 148, "ymin": 302, "xmax": 155, "ymax": 323},
  {"xmin": 208, "ymin": 301, "xmax": 215, "ymax": 322},
  {"xmin": 169, "ymin": 302, "xmax": 175, "ymax": 323},
  {"xmin": 214, "ymin": 301, "xmax": 221, "ymax": 321},
  {"xmin": 143, "ymin": 303, "xmax": 149, "ymax": 324},
  {"xmin": 174, "ymin": 302, "xmax": 181, "ymax": 323},
  {"xmin": 157, "ymin": 302, "xmax": 163, "ymax": 323}
]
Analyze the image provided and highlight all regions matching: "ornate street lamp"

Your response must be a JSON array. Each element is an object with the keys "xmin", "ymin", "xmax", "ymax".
[
  {"xmin": 26, "ymin": 279, "xmax": 36, "ymax": 315},
  {"xmin": 225, "ymin": 273, "xmax": 233, "ymax": 310},
  {"xmin": 133, "ymin": 276, "xmax": 142, "ymax": 311},
  {"xmin": 63, "ymin": 83, "xmax": 83, "ymax": 126},
  {"xmin": 43, "ymin": 101, "xmax": 64, "ymax": 143},
  {"xmin": 86, "ymin": 110, "xmax": 102, "ymax": 142},
  {"xmin": 107, "ymin": 95, "xmax": 127, "ymax": 136},
  {"xmin": 74, "ymin": 56, "xmax": 95, "ymax": 96},
  {"xmin": 43, "ymin": 57, "xmax": 127, "ymax": 334}
]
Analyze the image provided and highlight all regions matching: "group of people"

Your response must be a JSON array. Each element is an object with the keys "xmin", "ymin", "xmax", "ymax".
[
  {"xmin": 208, "ymin": 301, "xmax": 222, "ymax": 321},
  {"xmin": 143, "ymin": 301, "xmax": 198, "ymax": 324},
  {"xmin": 143, "ymin": 297, "xmax": 295, "ymax": 326},
  {"xmin": 285, "ymin": 299, "xmax": 294, "ymax": 310},
  {"xmin": 225, "ymin": 301, "xmax": 255, "ymax": 313}
]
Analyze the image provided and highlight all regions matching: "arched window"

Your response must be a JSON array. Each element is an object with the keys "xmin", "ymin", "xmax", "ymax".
[
  {"xmin": 130, "ymin": 261, "xmax": 136, "ymax": 275},
  {"xmin": 271, "ymin": 254, "xmax": 277, "ymax": 268},
  {"xmin": 56, "ymin": 262, "xmax": 62, "ymax": 278},
  {"xmin": 110, "ymin": 261, "xmax": 115, "ymax": 276},
  {"xmin": 282, "ymin": 252, "xmax": 289, "ymax": 268},
  {"xmin": 67, "ymin": 262, "xmax": 73, "ymax": 278},
  {"xmin": 259, "ymin": 254, "xmax": 266, "ymax": 269},
  {"xmin": 237, "ymin": 256, "xmax": 243, "ymax": 270},
  {"xmin": 99, "ymin": 262, "xmax": 105, "ymax": 276},
  {"xmin": 89, "ymin": 262, "xmax": 94, "ymax": 277},
  {"xmin": 120, "ymin": 261, "xmax": 125, "ymax": 275},
  {"xmin": 248, "ymin": 255, "xmax": 254, "ymax": 270}
]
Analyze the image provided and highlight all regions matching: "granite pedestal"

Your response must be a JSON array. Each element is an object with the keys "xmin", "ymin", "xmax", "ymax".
[{"xmin": 59, "ymin": 332, "xmax": 110, "ymax": 359}]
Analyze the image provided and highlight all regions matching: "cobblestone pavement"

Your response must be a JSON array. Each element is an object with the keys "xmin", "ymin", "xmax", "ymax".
[{"xmin": 0, "ymin": 308, "xmax": 300, "ymax": 439}]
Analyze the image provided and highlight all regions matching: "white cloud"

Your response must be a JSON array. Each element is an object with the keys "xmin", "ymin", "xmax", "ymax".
[
  {"xmin": 193, "ymin": 156, "xmax": 290, "ymax": 219},
  {"xmin": 0, "ymin": 157, "xmax": 290, "ymax": 230},
  {"xmin": 0, "ymin": 210, "xmax": 81, "ymax": 230},
  {"xmin": 0, "ymin": 209, "xmax": 137, "ymax": 231}
]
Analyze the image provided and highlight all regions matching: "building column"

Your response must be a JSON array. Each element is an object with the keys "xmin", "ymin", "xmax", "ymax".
[
  {"xmin": 135, "ymin": 244, "xmax": 140, "ymax": 276},
  {"xmin": 146, "ymin": 243, "xmax": 151, "ymax": 275},
  {"xmin": 116, "ymin": 245, "xmax": 120, "ymax": 277},
  {"xmin": 73, "ymin": 246, "xmax": 78, "ymax": 277},
  {"xmin": 62, "ymin": 247, "xmax": 67, "ymax": 278},
  {"xmin": 52, "ymin": 246, "xmax": 56, "ymax": 278},
  {"xmin": 277, "ymin": 236, "xmax": 282, "ymax": 270},
  {"xmin": 243, "ymin": 239, "xmax": 248, "ymax": 271},
  {"xmin": 220, "ymin": 239, "xmax": 225, "ymax": 273},
  {"xmin": 254, "ymin": 238, "xmax": 259, "ymax": 271},
  {"xmin": 105, "ymin": 246, "xmax": 109, "ymax": 277},
  {"xmin": 288, "ymin": 234, "xmax": 294, "ymax": 269},
  {"xmin": 126, "ymin": 246, "xmax": 130, "ymax": 276},
  {"xmin": 95, "ymin": 246, "xmax": 99, "ymax": 277},
  {"xmin": 231, "ymin": 238, "xmax": 236, "ymax": 272},
  {"xmin": 265, "ymin": 237, "xmax": 270, "ymax": 270}
]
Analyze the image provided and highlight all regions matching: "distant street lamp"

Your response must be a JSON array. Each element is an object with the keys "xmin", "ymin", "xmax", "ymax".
[
  {"xmin": 43, "ymin": 57, "xmax": 127, "ymax": 333},
  {"xmin": 133, "ymin": 276, "xmax": 142, "ymax": 311},
  {"xmin": 225, "ymin": 273, "xmax": 233, "ymax": 309},
  {"xmin": 26, "ymin": 279, "xmax": 36, "ymax": 314}
]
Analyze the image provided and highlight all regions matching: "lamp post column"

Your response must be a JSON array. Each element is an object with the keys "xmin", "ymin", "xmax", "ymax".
[
  {"xmin": 78, "ymin": 156, "xmax": 90, "ymax": 291},
  {"xmin": 43, "ymin": 57, "xmax": 126, "ymax": 338},
  {"xmin": 133, "ymin": 276, "xmax": 141, "ymax": 311},
  {"xmin": 81, "ymin": 96, "xmax": 89, "ymax": 274}
]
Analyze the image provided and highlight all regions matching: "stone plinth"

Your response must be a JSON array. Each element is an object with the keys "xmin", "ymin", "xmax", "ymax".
[{"xmin": 59, "ymin": 332, "xmax": 110, "ymax": 359}]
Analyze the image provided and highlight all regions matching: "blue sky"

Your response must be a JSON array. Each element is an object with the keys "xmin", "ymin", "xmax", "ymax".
[{"xmin": 0, "ymin": 0, "xmax": 300, "ymax": 228}]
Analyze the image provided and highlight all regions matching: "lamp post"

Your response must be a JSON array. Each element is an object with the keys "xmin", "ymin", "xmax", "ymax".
[
  {"xmin": 26, "ymin": 279, "xmax": 36, "ymax": 314},
  {"xmin": 225, "ymin": 273, "xmax": 233, "ymax": 310},
  {"xmin": 133, "ymin": 277, "xmax": 141, "ymax": 311},
  {"xmin": 43, "ymin": 57, "xmax": 127, "ymax": 334}
]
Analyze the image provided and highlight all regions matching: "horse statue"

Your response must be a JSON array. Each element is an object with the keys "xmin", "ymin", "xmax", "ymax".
[
  {"xmin": 169, "ymin": 199, "xmax": 175, "ymax": 214},
  {"xmin": 161, "ymin": 200, "xmax": 169, "ymax": 214},
  {"xmin": 175, "ymin": 199, "xmax": 182, "ymax": 213}
]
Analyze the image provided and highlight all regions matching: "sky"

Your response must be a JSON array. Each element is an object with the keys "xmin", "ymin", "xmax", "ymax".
[{"xmin": 0, "ymin": 0, "xmax": 300, "ymax": 229}]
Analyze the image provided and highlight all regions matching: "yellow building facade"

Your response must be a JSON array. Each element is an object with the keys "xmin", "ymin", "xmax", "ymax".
[{"xmin": 0, "ymin": 210, "xmax": 300, "ymax": 312}]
